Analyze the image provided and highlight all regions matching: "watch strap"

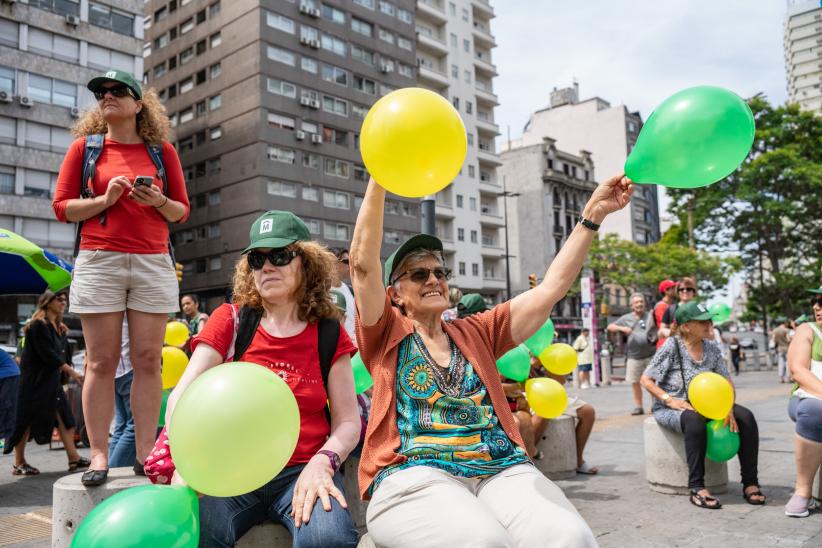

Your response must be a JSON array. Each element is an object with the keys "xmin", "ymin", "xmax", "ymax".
[
  {"xmin": 317, "ymin": 450, "xmax": 340, "ymax": 473},
  {"xmin": 578, "ymin": 216, "xmax": 600, "ymax": 232}
]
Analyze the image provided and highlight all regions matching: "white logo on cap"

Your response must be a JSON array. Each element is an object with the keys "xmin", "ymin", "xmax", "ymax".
[
  {"xmin": 698, "ymin": 304, "xmax": 708, "ymax": 312},
  {"xmin": 260, "ymin": 219, "xmax": 273, "ymax": 234},
  {"xmin": 105, "ymin": 71, "xmax": 117, "ymax": 78}
]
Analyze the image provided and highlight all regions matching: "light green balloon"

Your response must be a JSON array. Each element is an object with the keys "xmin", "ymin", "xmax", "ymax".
[
  {"xmin": 625, "ymin": 86, "xmax": 755, "ymax": 189},
  {"xmin": 709, "ymin": 303, "xmax": 732, "ymax": 324},
  {"xmin": 169, "ymin": 362, "xmax": 300, "ymax": 497},
  {"xmin": 497, "ymin": 344, "xmax": 532, "ymax": 382},
  {"xmin": 71, "ymin": 485, "xmax": 199, "ymax": 548},
  {"xmin": 351, "ymin": 352, "xmax": 373, "ymax": 394},
  {"xmin": 523, "ymin": 318, "xmax": 555, "ymax": 356}
]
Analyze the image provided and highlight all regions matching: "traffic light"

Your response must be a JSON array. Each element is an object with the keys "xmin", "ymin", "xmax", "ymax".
[
  {"xmin": 175, "ymin": 262, "xmax": 184, "ymax": 282},
  {"xmin": 528, "ymin": 273, "xmax": 537, "ymax": 289},
  {"xmin": 600, "ymin": 302, "xmax": 610, "ymax": 316}
]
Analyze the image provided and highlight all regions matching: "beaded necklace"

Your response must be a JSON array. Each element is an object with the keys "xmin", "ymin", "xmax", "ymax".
[{"xmin": 412, "ymin": 330, "xmax": 466, "ymax": 398}]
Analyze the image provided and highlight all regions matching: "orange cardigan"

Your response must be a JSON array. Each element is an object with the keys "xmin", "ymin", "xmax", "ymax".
[{"xmin": 354, "ymin": 294, "xmax": 526, "ymax": 500}]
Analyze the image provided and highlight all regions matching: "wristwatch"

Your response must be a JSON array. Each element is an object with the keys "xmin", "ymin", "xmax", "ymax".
[
  {"xmin": 578, "ymin": 216, "xmax": 600, "ymax": 231},
  {"xmin": 661, "ymin": 393, "xmax": 671, "ymax": 404},
  {"xmin": 317, "ymin": 450, "xmax": 341, "ymax": 473}
]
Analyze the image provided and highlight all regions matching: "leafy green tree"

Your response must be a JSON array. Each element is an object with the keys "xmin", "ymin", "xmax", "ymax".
[{"xmin": 666, "ymin": 96, "xmax": 822, "ymax": 319}]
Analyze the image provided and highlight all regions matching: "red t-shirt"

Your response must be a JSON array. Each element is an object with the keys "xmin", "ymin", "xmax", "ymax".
[
  {"xmin": 191, "ymin": 303, "xmax": 356, "ymax": 466},
  {"xmin": 654, "ymin": 300, "xmax": 670, "ymax": 349},
  {"xmin": 52, "ymin": 137, "xmax": 190, "ymax": 254}
]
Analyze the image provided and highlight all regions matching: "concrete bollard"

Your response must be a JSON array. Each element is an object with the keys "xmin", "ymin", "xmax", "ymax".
[
  {"xmin": 643, "ymin": 417, "xmax": 727, "ymax": 495},
  {"xmin": 52, "ymin": 467, "xmax": 150, "ymax": 547},
  {"xmin": 534, "ymin": 415, "xmax": 577, "ymax": 480}
]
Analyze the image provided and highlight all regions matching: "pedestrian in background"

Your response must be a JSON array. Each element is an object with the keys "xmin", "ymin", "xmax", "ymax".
[
  {"xmin": 654, "ymin": 280, "xmax": 677, "ymax": 349},
  {"xmin": 52, "ymin": 70, "xmax": 189, "ymax": 486},
  {"xmin": 442, "ymin": 286, "xmax": 463, "ymax": 322},
  {"xmin": 659, "ymin": 277, "xmax": 698, "ymax": 338},
  {"xmin": 772, "ymin": 317, "xmax": 792, "ymax": 383},
  {"xmin": 729, "ymin": 336, "xmax": 744, "ymax": 376},
  {"xmin": 607, "ymin": 293, "xmax": 656, "ymax": 415},
  {"xmin": 3, "ymin": 291, "xmax": 88, "ymax": 475},
  {"xmin": 332, "ymin": 247, "xmax": 357, "ymax": 345},
  {"xmin": 572, "ymin": 327, "xmax": 593, "ymax": 389},
  {"xmin": 181, "ymin": 295, "xmax": 208, "ymax": 337},
  {"xmin": 0, "ymin": 348, "xmax": 20, "ymax": 452}
]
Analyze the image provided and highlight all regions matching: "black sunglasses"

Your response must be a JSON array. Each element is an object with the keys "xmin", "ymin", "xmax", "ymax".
[
  {"xmin": 247, "ymin": 249, "xmax": 298, "ymax": 270},
  {"xmin": 93, "ymin": 85, "xmax": 134, "ymax": 101},
  {"xmin": 339, "ymin": 258, "xmax": 350, "ymax": 265},
  {"xmin": 392, "ymin": 267, "xmax": 452, "ymax": 285},
  {"xmin": 678, "ymin": 287, "xmax": 696, "ymax": 293},
  {"xmin": 812, "ymin": 296, "xmax": 822, "ymax": 307}
]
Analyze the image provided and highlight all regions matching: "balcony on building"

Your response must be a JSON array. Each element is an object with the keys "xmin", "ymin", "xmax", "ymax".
[
  {"xmin": 475, "ymin": 109, "xmax": 500, "ymax": 136},
  {"xmin": 477, "ymin": 139, "xmax": 502, "ymax": 166},
  {"xmin": 472, "ymin": 0, "xmax": 495, "ymax": 19},
  {"xmin": 435, "ymin": 190, "xmax": 455, "ymax": 219},
  {"xmin": 417, "ymin": 0, "xmax": 447, "ymax": 24},
  {"xmin": 478, "ymin": 168, "xmax": 501, "ymax": 193},
  {"xmin": 416, "ymin": 57, "xmax": 449, "ymax": 88},
  {"xmin": 473, "ymin": 49, "xmax": 498, "ymax": 77},
  {"xmin": 472, "ymin": 18, "xmax": 496, "ymax": 48},
  {"xmin": 416, "ymin": 22, "xmax": 449, "ymax": 55},
  {"xmin": 475, "ymin": 78, "xmax": 499, "ymax": 105}
]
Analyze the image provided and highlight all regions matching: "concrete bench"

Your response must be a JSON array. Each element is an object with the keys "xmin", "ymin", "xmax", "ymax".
[
  {"xmin": 52, "ymin": 467, "xmax": 151, "ymax": 547},
  {"xmin": 533, "ymin": 415, "xmax": 577, "ymax": 480},
  {"xmin": 643, "ymin": 416, "xmax": 728, "ymax": 495}
]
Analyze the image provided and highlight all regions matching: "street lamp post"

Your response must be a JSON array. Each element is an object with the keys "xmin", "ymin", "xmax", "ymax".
[{"xmin": 499, "ymin": 177, "xmax": 520, "ymax": 301}]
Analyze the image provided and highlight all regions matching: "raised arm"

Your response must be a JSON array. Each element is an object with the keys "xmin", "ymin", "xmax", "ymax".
[
  {"xmin": 509, "ymin": 175, "xmax": 633, "ymax": 345},
  {"xmin": 349, "ymin": 179, "xmax": 388, "ymax": 327}
]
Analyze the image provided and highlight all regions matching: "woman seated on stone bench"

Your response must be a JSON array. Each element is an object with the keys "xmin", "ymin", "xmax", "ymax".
[
  {"xmin": 159, "ymin": 211, "xmax": 361, "ymax": 548},
  {"xmin": 640, "ymin": 301, "xmax": 766, "ymax": 510},
  {"xmin": 348, "ymin": 175, "xmax": 633, "ymax": 547}
]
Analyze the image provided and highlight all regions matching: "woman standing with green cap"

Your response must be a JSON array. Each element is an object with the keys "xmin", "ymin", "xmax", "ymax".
[
  {"xmin": 349, "ymin": 173, "xmax": 633, "ymax": 547},
  {"xmin": 52, "ymin": 70, "xmax": 189, "ymax": 486}
]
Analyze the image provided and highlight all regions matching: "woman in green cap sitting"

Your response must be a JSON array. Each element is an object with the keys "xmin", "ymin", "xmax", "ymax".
[{"xmin": 349, "ymin": 174, "xmax": 633, "ymax": 547}]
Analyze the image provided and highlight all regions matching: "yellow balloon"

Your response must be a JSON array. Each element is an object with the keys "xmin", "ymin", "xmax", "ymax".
[
  {"xmin": 538, "ymin": 343, "xmax": 578, "ymax": 376},
  {"xmin": 688, "ymin": 372, "xmax": 734, "ymax": 420},
  {"xmin": 165, "ymin": 321, "xmax": 190, "ymax": 347},
  {"xmin": 161, "ymin": 346, "xmax": 189, "ymax": 390},
  {"xmin": 525, "ymin": 377, "xmax": 568, "ymax": 419},
  {"xmin": 359, "ymin": 87, "xmax": 467, "ymax": 198}
]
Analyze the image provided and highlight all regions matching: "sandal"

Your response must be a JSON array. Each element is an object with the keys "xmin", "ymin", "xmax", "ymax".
[
  {"xmin": 576, "ymin": 462, "xmax": 599, "ymax": 475},
  {"xmin": 81, "ymin": 469, "xmax": 109, "ymax": 487},
  {"xmin": 12, "ymin": 463, "xmax": 40, "ymax": 476},
  {"xmin": 743, "ymin": 485, "xmax": 766, "ymax": 505},
  {"xmin": 690, "ymin": 489, "xmax": 722, "ymax": 510},
  {"xmin": 68, "ymin": 457, "xmax": 91, "ymax": 472}
]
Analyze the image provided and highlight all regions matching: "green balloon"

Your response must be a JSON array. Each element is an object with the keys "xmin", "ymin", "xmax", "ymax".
[
  {"xmin": 625, "ymin": 86, "xmax": 755, "ymax": 189},
  {"xmin": 71, "ymin": 485, "xmax": 199, "ymax": 547},
  {"xmin": 169, "ymin": 362, "xmax": 300, "ymax": 497},
  {"xmin": 158, "ymin": 388, "xmax": 171, "ymax": 427},
  {"xmin": 351, "ymin": 352, "xmax": 373, "ymax": 394},
  {"xmin": 705, "ymin": 419, "xmax": 740, "ymax": 462},
  {"xmin": 709, "ymin": 303, "xmax": 731, "ymax": 324},
  {"xmin": 523, "ymin": 318, "xmax": 555, "ymax": 356},
  {"xmin": 497, "ymin": 344, "xmax": 532, "ymax": 382}
]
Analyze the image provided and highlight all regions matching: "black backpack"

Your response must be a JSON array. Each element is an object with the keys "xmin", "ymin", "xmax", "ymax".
[
  {"xmin": 231, "ymin": 306, "xmax": 341, "ymax": 394},
  {"xmin": 74, "ymin": 134, "xmax": 175, "ymax": 261}
]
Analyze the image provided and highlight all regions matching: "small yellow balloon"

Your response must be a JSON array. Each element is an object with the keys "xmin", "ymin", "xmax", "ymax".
[
  {"xmin": 525, "ymin": 377, "xmax": 568, "ymax": 419},
  {"xmin": 359, "ymin": 87, "xmax": 467, "ymax": 198},
  {"xmin": 161, "ymin": 346, "xmax": 189, "ymax": 390},
  {"xmin": 538, "ymin": 343, "xmax": 578, "ymax": 376},
  {"xmin": 688, "ymin": 372, "xmax": 734, "ymax": 420},
  {"xmin": 165, "ymin": 321, "xmax": 190, "ymax": 347}
]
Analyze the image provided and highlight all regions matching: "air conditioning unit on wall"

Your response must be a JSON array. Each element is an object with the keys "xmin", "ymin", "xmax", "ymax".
[
  {"xmin": 19, "ymin": 96, "xmax": 32, "ymax": 107},
  {"xmin": 310, "ymin": 133, "xmax": 322, "ymax": 144},
  {"xmin": 0, "ymin": 91, "xmax": 12, "ymax": 103},
  {"xmin": 295, "ymin": 130, "xmax": 305, "ymax": 140},
  {"xmin": 65, "ymin": 14, "xmax": 79, "ymax": 26}
]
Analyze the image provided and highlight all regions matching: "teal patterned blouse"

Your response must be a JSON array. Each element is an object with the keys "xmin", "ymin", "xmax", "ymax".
[{"xmin": 370, "ymin": 333, "xmax": 529, "ymax": 494}]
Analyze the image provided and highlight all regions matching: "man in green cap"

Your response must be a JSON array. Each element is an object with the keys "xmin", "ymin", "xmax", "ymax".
[{"xmin": 457, "ymin": 293, "xmax": 488, "ymax": 318}]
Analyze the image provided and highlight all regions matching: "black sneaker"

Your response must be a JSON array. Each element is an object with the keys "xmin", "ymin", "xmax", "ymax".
[{"xmin": 133, "ymin": 461, "xmax": 145, "ymax": 476}]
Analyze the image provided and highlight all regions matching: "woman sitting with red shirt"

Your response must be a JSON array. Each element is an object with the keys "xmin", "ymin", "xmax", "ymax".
[{"xmin": 164, "ymin": 211, "xmax": 361, "ymax": 548}]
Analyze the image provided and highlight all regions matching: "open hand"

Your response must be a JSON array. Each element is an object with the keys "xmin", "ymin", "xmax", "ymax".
[
  {"xmin": 291, "ymin": 454, "xmax": 347, "ymax": 528},
  {"xmin": 582, "ymin": 174, "xmax": 634, "ymax": 224},
  {"xmin": 724, "ymin": 412, "xmax": 739, "ymax": 433},
  {"xmin": 104, "ymin": 176, "xmax": 131, "ymax": 207},
  {"xmin": 667, "ymin": 398, "xmax": 694, "ymax": 411}
]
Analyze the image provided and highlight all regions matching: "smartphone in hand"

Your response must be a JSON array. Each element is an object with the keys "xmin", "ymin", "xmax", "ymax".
[{"xmin": 133, "ymin": 176, "xmax": 154, "ymax": 188}]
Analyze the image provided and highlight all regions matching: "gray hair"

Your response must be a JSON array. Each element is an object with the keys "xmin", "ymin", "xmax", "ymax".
[
  {"xmin": 630, "ymin": 293, "xmax": 645, "ymax": 303},
  {"xmin": 391, "ymin": 248, "xmax": 445, "ymax": 289},
  {"xmin": 448, "ymin": 287, "xmax": 463, "ymax": 307}
]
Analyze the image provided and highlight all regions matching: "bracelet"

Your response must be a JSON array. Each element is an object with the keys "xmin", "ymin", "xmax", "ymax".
[
  {"xmin": 578, "ymin": 216, "xmax": 600, "ymax": 231},
  {"xmin": 154, "ymin": 196, "xmax": 169, "ymax": 209}
]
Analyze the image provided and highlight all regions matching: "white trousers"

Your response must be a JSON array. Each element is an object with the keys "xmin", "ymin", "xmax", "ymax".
[{"xmin": 366, "ymin": 464, "xmax": 598, "ymax": 548}]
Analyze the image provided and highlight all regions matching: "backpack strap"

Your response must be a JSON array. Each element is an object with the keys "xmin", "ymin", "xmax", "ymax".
[
  {"xmin": 74, "ymin": 134, "xmax": 105, "ymax": 257},
  {"xmin": 317, "ymin": 317, "xmax": 341, "ymax": 390},
  {"xmin": 143, "ymin": 142, "xmax": 178, "ymax": 263},
  {"xmin": 232, "ymin": 306, "xmax": 263, "ymax": 362}
]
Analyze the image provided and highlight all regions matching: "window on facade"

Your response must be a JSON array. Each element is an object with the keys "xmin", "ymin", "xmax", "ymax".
[
  {"xmin": 209, "ymin": 94, "xmax": 221, "ymax": 110},
  {"xmin": 353, "ymin": 165, "xmax": 369, "ymax": 182},
  {"xmin": 353, "ymin": 75, "xmax": 376, "ymax": 95},
  {"xmin": 321, "ymin": 33, "xmax": 346, "ymax": 56},
  {"xmin": 209, "ymin": 1, "xmax": 221, "ymax": 17},
  {"xmin": 458, "ymin": 262, "xmax": 466, "ymax": 276},
  {"xmin": 397, "ymin": 8, "xmax": 412, "ymax": 23},
  {"xmin": 196, "ymin": 39, "xmax": 207, "ymax": 55},
  {"xmin": 398, "ymin": 64, "xmax": 413, "ymax": 78},
  {"xmin": 324, "ymin": 222, "xmax": 350, "ymax": 241},
  {"xmin": 303, "ymin": 187, "xmax": 319, "ymax": 202},
  {"xmin": 0, "ymin": 116, "xmax": 15, "ymax": 144},
  {"xmin": 457, "ymin": 228, "xmax": 464, "ymax": 241},
  {"xmin": 206, "ymin": 158, "xmax": 221, "ymax": 175},
  {"xmin": 466, "ymin": 101, "xmax": 473, "ymax": 114},
  {"xmin": 351, "ymin": 17, "xmax": 372, "ymax": 37},
  {"xmin": 268, "ymin": 112, "xmax": 295, "ymax": 130},
  {"xmin": 209, "ymin": 127, "xmax": 222, "ymax": 140},
  {"xmin": 22, "ymin": 169, "xmax": 53, "ymax": 198},
  {"xmin": 210, "ymin": 63, "xmax": 222, "ymax": 79},
  {"xmin": 301, "ymin": 57, "xmax": 318, "ymax": 73},
  {"xmin": 89, "ymin": 2, "xmax": 134, "ymax": 36},
  {"xmin": 0, "ymin": 165, "xmax": 14, "ymax": 194},
  {"xmin": 179, "ymin": 77, "xmax": 194, "ymax": 94},
  {"xmin": 322, "ymin": 4, "xmax": 345, "ymax": 24},
  {"xmin": 196, "ymin": 9, "xmax": 206, "ymax": 24},
  {"xmin": 379, "ymin": 1, "xmax": 395, "ymax": 15},
  {"xmin": 301, "ymin": 121, "xmax": 319, "ymax": 134},
  {"xmin": 471, "ymin": 263, "xmax": 479, "ymax": 276},
  {"xmin": 464, "ymin": 70, "xmax": 472, "ymax": 83},
  {"xmin": 322, "ymin": 95, "xmax": 348, "ymax": 116},
  {"xmin": 321, "ymin": 64, "xmax": 348, "ymax": 86},
  {"xmin": 29, "ymin": 0, "xmax": 79, "ymax": 17},
  {"xmin": 267, "ymin": 77, "xmax": 297, "ymax": 97},
  {"xmin": 352, "ymin": 105, "xmax": 368, "ymax": 119},
  {"xmin": 210, "ymin": 32, "xmax": 222, "ymax": 48},
  {"xmin": 322, "ymin": 127, "xmax": 347, "ymax": 146},
  {"xmin": 179, "ymin": 108, "xmax": 194, "ymax": 124},
  {"xmin": 324, "ymin": 190, "xmax": 350, "ymax": 209},
  {"xmin": 469, "ymin": 197, "xmax": 477, "ymax": 211},
  {"xmin": 268, "ymin": 145, "xmax": 295, "ymax": 164},
  {"xmin": 268, "ymin": 45, "xmax": 296, "ymax": 66},
  {"xmin": 266, "ymin": 12, "xmax": 295, "ymax": 34},
  {"xmin": 397, "ymin": 36, "xmax": 412, "ymax": 51},
  {"xmin": 267, "ymin": 180, "xmax": 297, "ymax": 198},
  {"xmin": 179, "ymin": 47, "xmax": 194, "ymax": 65},
  {"xmin": 468, "ymin": 165, "xmax": 475, "ymax": 178},
  {"xmin": 324, "ymin": 158, "xmax": 349, "ymax": 178},
  {"xmin": 470, "ymin": 230, "xmax": 477, "ymax": 243},
  {"xmin": 353, "ymin": 0, "xmax": 374, "ymax": 8},
  {"xmin": 302, "ymin": 153, "xmax": 320, "ymax": 169},
  {"xmin": 379, "ymin": 29, "xmax": 394, "ymax": 44},
  {"xmin": 180, "ymin": 18, "xmax": 194, "ymax": 34}
]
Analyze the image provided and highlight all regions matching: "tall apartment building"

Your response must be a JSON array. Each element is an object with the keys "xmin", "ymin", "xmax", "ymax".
[
  {"xmin": 0, "ymin": 0, "xmax": 143, "ymax": 339},
  {"xmin": 508, "ymin": 84, "xmax": 661, "ymax": 246},
  {"xmin": 499, "ymin": 137, "xmax": 596, "ymax": 332},
  {"xmin": 143, "ymin": 0, "xmax": 420, "ymax": 311},
  {"xmin": 784, "ymin": 0, "xmax": 822, "ymax": 114},
  {"xmin": 415, "ymin": 0, "xmax": 504, "ymax": 304}
]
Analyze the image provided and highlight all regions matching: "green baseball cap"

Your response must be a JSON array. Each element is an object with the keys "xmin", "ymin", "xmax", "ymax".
[
  {"xmin": 795, "ymin": 314, "xmax": 809, "ymax": 326},
  {"xmin": 675, "ymin": 301, "xmax": 714, "ymax": 325},
  {"xmin": 87, "ymin": 69, "xmax": 142, "ymax": 100},
  {"xmin": 330, "ymin": 289, "xmax": 346, "ymax": 312},
  {"xmin": 808, "ymin": 285, "xmax": 822, "ymax": 295},
  {"xmin": 457, "ymin": 293, "xmax": 487, "ymax": 318},
  {"xmin": 383, "ymin": 233, "xmax": 443, "ymax": 287},
  {"xmin": 242, "ymin": 210, "xmax": 311, "ymax": 254}
]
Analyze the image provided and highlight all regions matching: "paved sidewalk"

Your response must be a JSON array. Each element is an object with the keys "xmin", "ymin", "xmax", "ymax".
[{"xmin": 1, "ymin": 370, "xmax": 819, "ymax": 547}]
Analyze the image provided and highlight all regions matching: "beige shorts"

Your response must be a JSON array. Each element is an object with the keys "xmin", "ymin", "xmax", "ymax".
[
  {"xmin": 563, "ymin": 396, "xmax": 588, "ymax": 419},
  {"xmin": 626, "ymin": 357, "xmax": 652, "ymax": 383},
  {"xmin": 70, "ymin": 250, "xmax": 179, "ymax": 314}
]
